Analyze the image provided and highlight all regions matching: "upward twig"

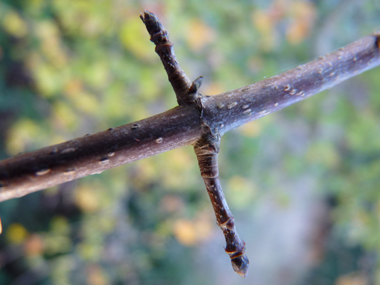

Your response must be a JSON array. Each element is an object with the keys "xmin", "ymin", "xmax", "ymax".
[{"xmin": 140, "ymin": 11, "xmax": 196, "ymax": 105}]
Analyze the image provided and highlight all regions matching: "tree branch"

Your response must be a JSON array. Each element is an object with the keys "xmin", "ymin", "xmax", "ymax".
[
  {"xmin": 0, "ymin": 16, "xmax": 379, "ymax": 204},
  {"xmin": 0, "ymin": 106, "xmax": 202, "ymax": 201},
  {"xmin": 1, "ymin": 10, "xmax": 379, "ymax": 277}
]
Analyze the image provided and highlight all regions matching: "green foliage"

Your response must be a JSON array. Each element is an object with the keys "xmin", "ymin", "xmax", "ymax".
[{"xmin": 0, "ymin": 0, "xmax": 380, "ymax": 284}]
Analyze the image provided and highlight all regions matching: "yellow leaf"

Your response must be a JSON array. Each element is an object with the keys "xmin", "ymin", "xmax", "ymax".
[
  {"xmin": 186, "ymin": 19, "xmax": 215, "ymax": 52},
  {"xmin": 119, "ymin": 17, "xmax": 155, "ymax": 60},
  {"xmin": 64, "ymin": 79, "xmax": 83, "ymax": 96},
  {"xmin": 71, "ymin": 92, "xmax": 100, "ymax": 115},
  {"xmin": 173, "ymin": 214, "xmax": 213, "ymax": 246},
  {"xmin": 26, "ymin": 0, "xmax": 44, "ymax": 11},
  {"xmin": 336, "ymin": 273, "xmax": 368, "ymax": 285},
  {"xmin": 51, "ymin": 216, "xmax": 70, "ymax": 235},
  {"xmin": 35, "ymin": 20, "xmax": 60, "ymax": 39},
  {"xmin": 1, "ymin": 10, "xmax": 27, "ymax": 37},
  {"xmin": 34, "ymin": 64, "xmax": 61, "ymax": 97},
  {"xmin": 203, "ymin": 82, "xmax": 225, "ymax": 96},
  {"xmin": 6, "ymin": 118, "xmax": 41, "ymax": 155},
  {"xmin": 139, "ymin": 69, "xmax": 161, "ymax": 100},
  {"xmin": 77, "ymin": 243, "xmax": 101, "ymax": 262},
  {"xmin": 159, "ymin": 148, "xmax": 196, "ymax": 189},
  {"xmin": 84, "ymin": 62, "xmax": 109, "ymax": 89},
  {"xmin": 286, "ymin": 1, "xmax": 316, "ymax": 44},
  {"xmin": 252, "ymin": 10, "xmax": 274, "ymax": 35},
  {"xmin": 75, "ymin": 185, "xmax": 100, "ymax": 213},
  {"xmin": 251, "ymin": 10, "xmax": 276, "ymax": 51},
  {"xmin": 193, "ymin": 212, "xmax": 213, "ymax": 242},
  {"xmin": 170, "ymin": 148, "xmax": 193, "ymax": 169},
  {"xmin": 227, "ymin": 176, "xmax": 257, "ymax": 208},
  {"xmin": 133, "ymin": 159, "xmax": 157, "ymax": 183},
  {"xmin": 238, "ymin": 120, "xmax": 262, "ymax": 137},
  {"xmin": 51, "ymin": 101, "xmax": 78, "ymax": 130},
  {"xmin": 6, "ymin": 223, "xmax": 28, "ymax": 244},
  {"xmin": 173, "ymin": 219, "xmax": 196, "ymax": 246}
]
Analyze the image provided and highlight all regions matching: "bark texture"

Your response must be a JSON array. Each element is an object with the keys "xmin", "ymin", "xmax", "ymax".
[{"xmin": 194, "ymin": 134, "xmax": 249, "ymax": 277}]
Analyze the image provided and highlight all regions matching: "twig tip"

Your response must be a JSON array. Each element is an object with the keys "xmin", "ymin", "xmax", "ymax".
[
  {"xmin": 231, "ymin": 254, "xmax": 249, "ymax": 278},
  {"xmin": 140, "ymin": 10, "xmax": 156, "ymax": 22}
]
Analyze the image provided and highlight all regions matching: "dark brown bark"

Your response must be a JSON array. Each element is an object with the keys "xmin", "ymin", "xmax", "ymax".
[
  {"xmin": 0, "ymin": 11, "xmax": 379, "ymax": 276},
  {"xmin": 0, "ymin": 106, "xmax": 202, "ymax": 201},
  {"xmin": 140, "ymin": 11, "xmax": 195, "ymax": 105},
  {"xmin": 203, "ymin": 33, "xmax": 380, "ymax": 135},
  {"xmin": 194, "ymin": 134, "xmax": 249, "ymax": 277},
  {"xmin": 2, "ymin": 33, "xmax": 378, "ymax": 201}
]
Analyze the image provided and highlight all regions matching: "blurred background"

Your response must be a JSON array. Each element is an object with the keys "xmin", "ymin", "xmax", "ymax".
[{"xmin": 1, "ymin": 0, "xmax": 380, "ymax": 284}]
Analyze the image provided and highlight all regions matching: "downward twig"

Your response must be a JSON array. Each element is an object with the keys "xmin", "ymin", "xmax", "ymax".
[{"xmin": 194, "ymin": 134, "xmax": 249, "ymax": 277}]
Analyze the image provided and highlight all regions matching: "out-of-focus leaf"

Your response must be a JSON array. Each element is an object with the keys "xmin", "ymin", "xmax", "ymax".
[
  {"xmin": 226, "ymin": 175, "xmax": 257, "ymax": 208},
  {"xmin": 24, "ymin": 234, "xmax": 44, "ymax": 256},
  {"xmin": 44, "ymin": 235, "xmax": 72, "ymax": 255},
  {"xmin": 6, "ymin": 223, "xmax": 28, "ymax": 244},
  {"xmin": 305, "ymin": 142, "xmax": 340, "ymax": 169},
  {"xmin": 251, "ymin": 10, "xmax": 276, "ymax": 51},
  {"xmin": 119, "ymin": 17, "xmax": 155, "ymax": 60},
  {"xmin": 286, "ymin": 1, "xmax": 316, "ymax": 44},
  {"xmin": 86, "ymin": 264, "xmax": 109, "ymax": 285},
  {"xmin": 173, "ymin": 219, "xmax": 197, "ymax": 246},
  {"xmin": 203, "ymin": 81, "xmax": 225, "ymax": 96},
  {"xmin": 71, "ymin": 91, "xmax": 100, "ymax": 115},
  {"xmin": 237, "ymin": 121, "xmax": 262, "ymax": 138},
  {"xmin": 51, "ymin": 216, "xmax": 70, "ymax": 235},
  {"xmin": 77, "ymin": 242, "xmax": 102, "ymax": 262},
  {"xmin": 335, "ymin": 273, "xmax": 368, "ymax": 285},
  {"xmin": 75, "ymin": 184, "xmax": 101, "ymax": 213},
  {"xmin": 34, "ymin": 64, "xmax": 64, "ymax": 97},
  {"xmin": 346, "ymin": 112, "xmax": 380, "ymax": 153},
  {"xmin": 185, "ymin": 18, "xmax": 215, "ymax": 52},
  {"xmin": 173, "ymin": 213, "xmax": 212, "ymax": 246},
  {"xmin": 0, "ymin": 10, "xmax": 28, "ymax": 38},
  {"xmin": 51, "ymin": 101, "xmax": 79, "ymax": 130},
  {"xmin": 6, "ymin": 118, "xmax": 41, "ymax": 155}
]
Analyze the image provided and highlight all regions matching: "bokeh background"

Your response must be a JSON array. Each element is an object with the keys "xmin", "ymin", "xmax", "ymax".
[{"xmin": 1, "ymin": 0, "xmax": 380, "ymax": 284}]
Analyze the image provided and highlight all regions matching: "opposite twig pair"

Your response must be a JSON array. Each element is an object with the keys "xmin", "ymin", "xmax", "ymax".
[{"xmin": 140, "ymin": 11, "xmax": 249, "ymax": 277}]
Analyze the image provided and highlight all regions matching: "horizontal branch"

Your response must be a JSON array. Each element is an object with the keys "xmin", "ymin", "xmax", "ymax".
[
  {"xmin": 203, "ymin": 33, "xmax": 380, "ymax": 135},
  {"xmin": 0, "ymin": 32, "xmax": 379, "ymax": 202},
  {"xmin": 0, "ymin": 107, "xmax": 202, "ymax": 201}
]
